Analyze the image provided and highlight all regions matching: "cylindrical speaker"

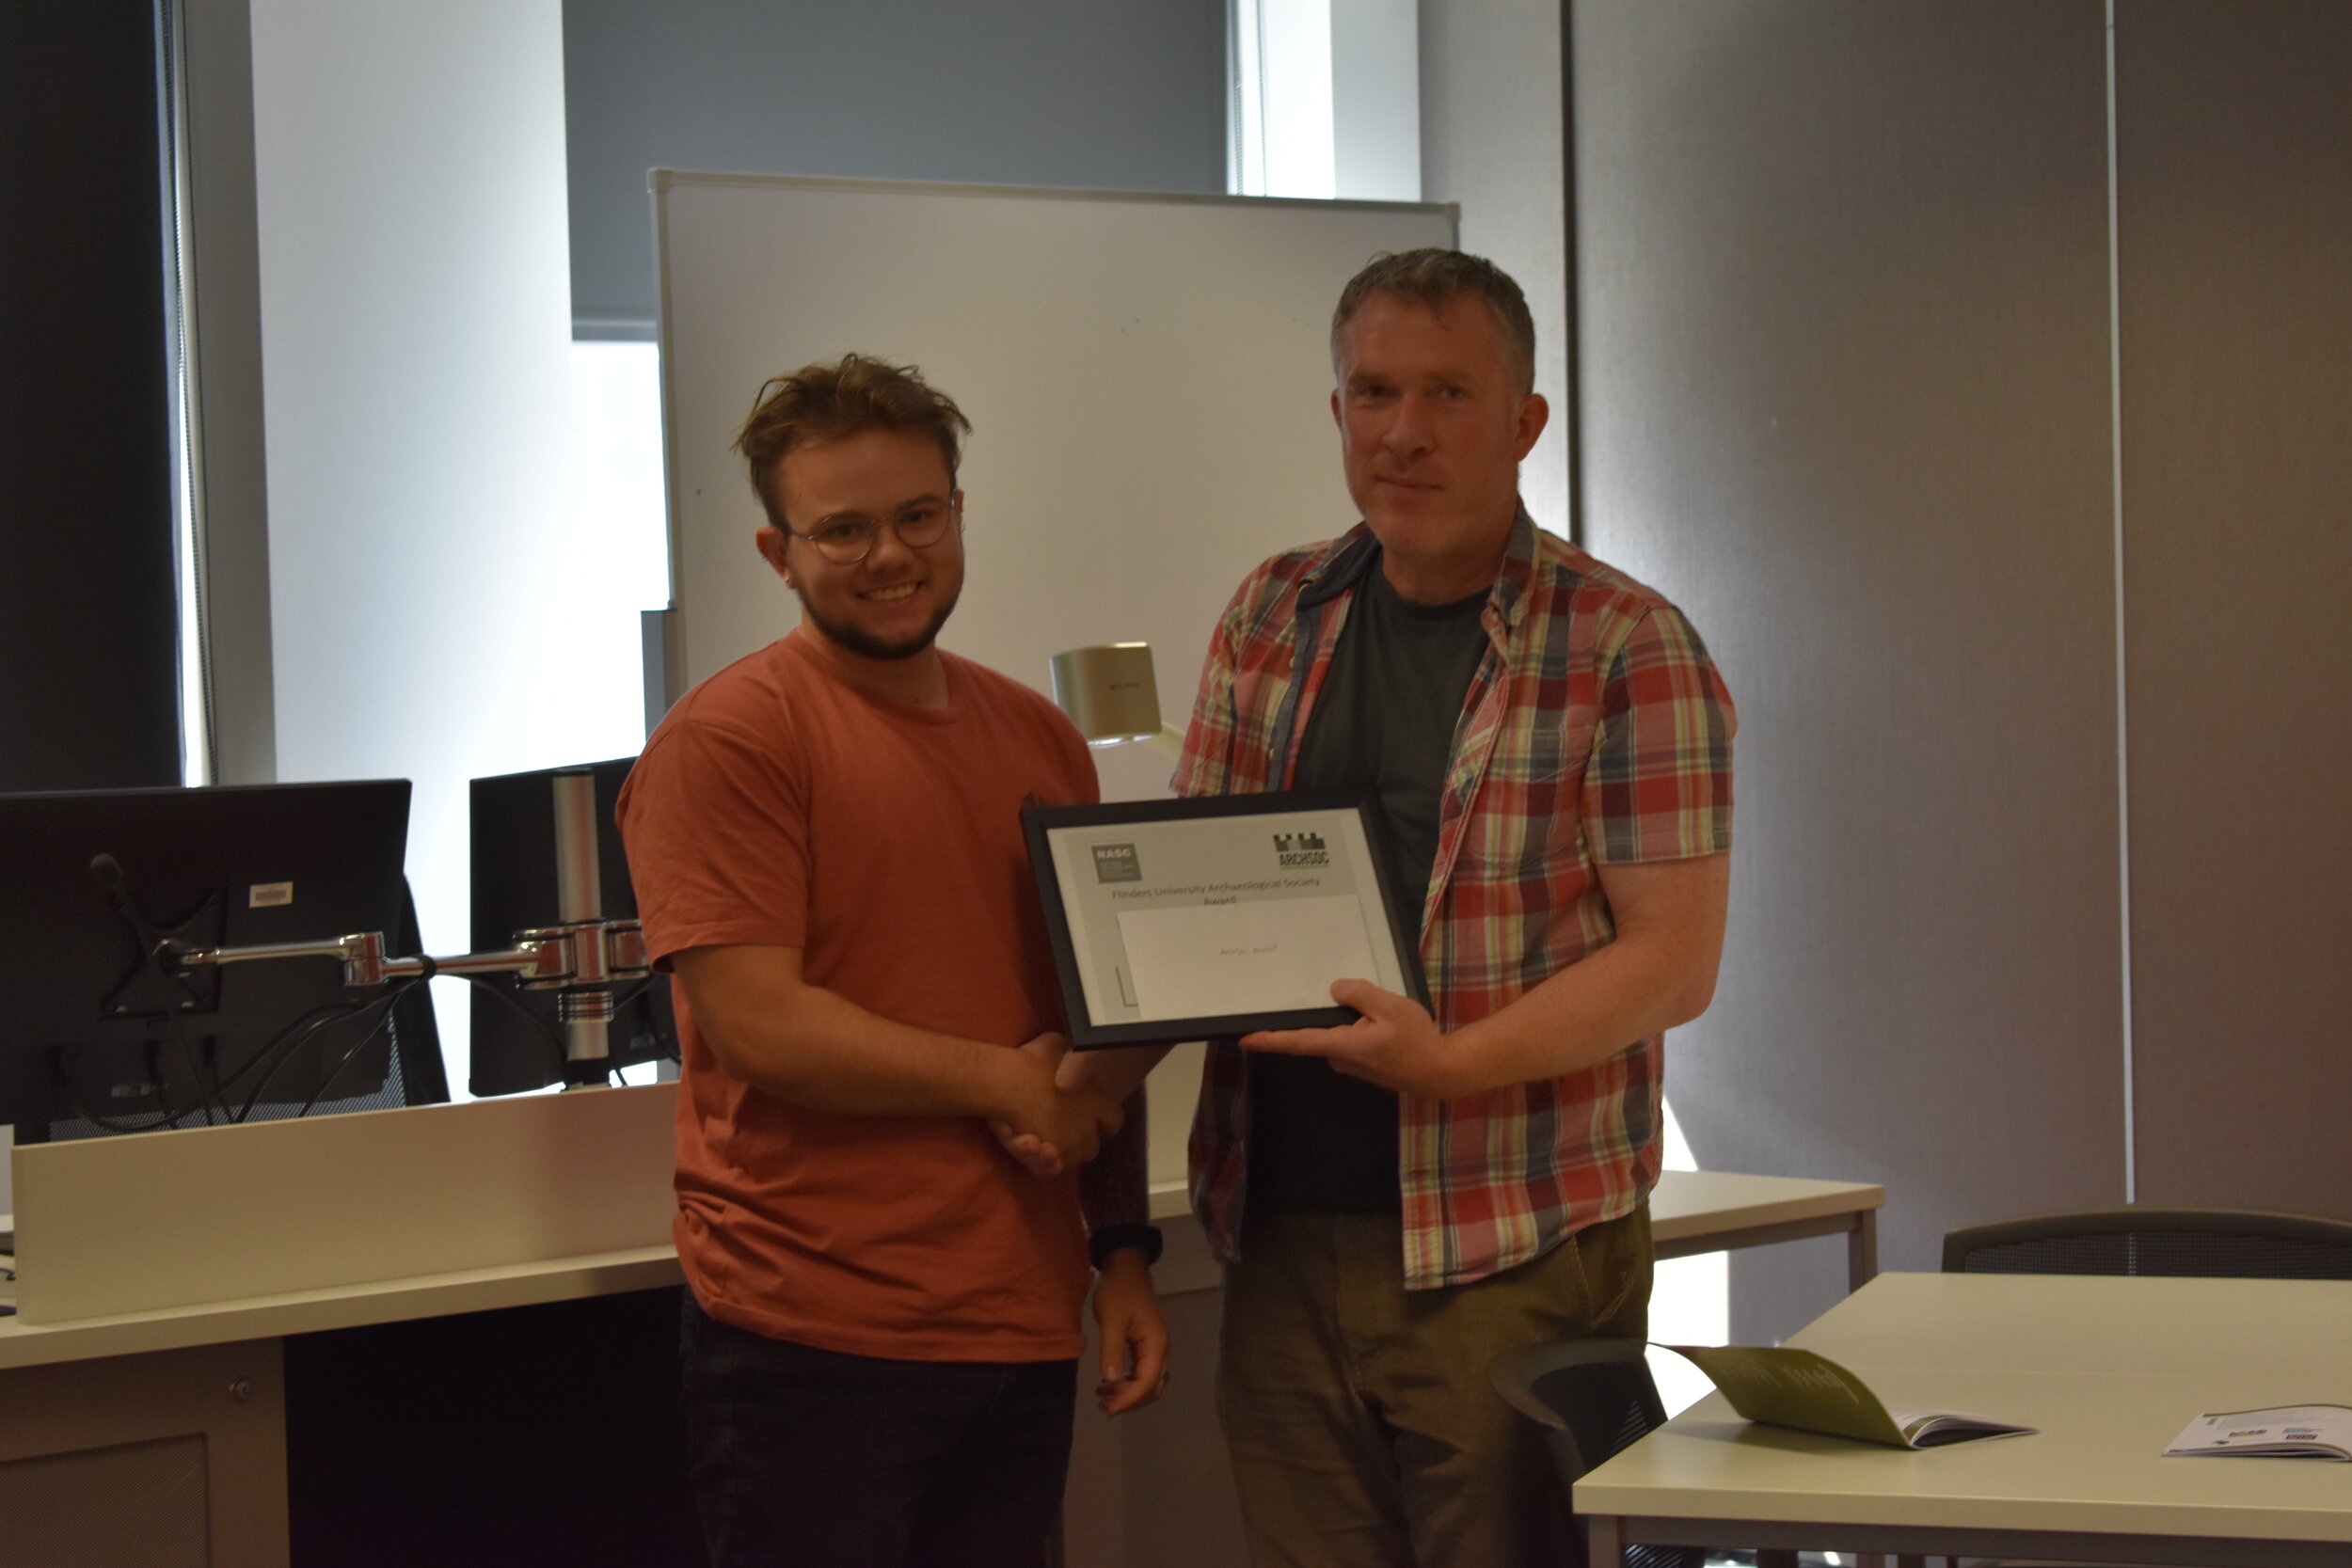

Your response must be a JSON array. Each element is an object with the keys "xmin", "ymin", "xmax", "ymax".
[{"xmin": 1049, "ymin": 643, "xmax": 1163, "ymax": 746}]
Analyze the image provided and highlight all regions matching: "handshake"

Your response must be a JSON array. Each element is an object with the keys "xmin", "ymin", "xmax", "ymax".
[{"xmin": 989, "ymin": 1031, "xmax": 1126, "ymax": 1177}]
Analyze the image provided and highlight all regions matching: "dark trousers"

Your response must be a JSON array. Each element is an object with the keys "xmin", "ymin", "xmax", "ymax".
[
  {"xmin": 679, "ymin": 1293, "xmax": 1078, "ymax": 1568},
  {"xmin": 1217, "ymin": 1207, "xmax": 1652, "ymax": 1568}
]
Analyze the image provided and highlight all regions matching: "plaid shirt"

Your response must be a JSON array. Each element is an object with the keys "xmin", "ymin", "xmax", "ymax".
[{"xmin": 1173, "ymin": 511, "xmax": 1736, "ymax": 1288}]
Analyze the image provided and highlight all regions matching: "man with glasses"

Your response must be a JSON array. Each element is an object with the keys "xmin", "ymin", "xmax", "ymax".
[{"xmin": 616, "ymin": 355, "xmax": 1168, "ymax": 1568}]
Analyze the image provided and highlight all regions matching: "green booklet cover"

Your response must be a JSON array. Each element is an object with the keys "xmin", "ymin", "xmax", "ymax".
[{"xmin": 1661, "ymin": 1344, "xmax": 2037, "ymax": 1449}]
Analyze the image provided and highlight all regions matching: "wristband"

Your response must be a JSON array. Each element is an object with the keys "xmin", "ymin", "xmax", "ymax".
[{"xmin": 1088, "ymin": 1223, "xmax": 1163, "ymax": 1271}]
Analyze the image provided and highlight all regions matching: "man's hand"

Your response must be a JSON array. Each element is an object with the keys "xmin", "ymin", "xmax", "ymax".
[
  {"xmin": 993, "ymin": 1040, "xmax": 1167, "ymax": 1176},
  {"xmin": 1245, "ymin": 854, "xmax": 1732, "ymax": 1099},
  {"xmin": 1241, "ymin": 979, "xmax": 1466, "ymax": 1099},
  {"xmin": 993, "ymin": 1033, "xmax": 1122, "ymax": 1175},
  {"xmin": 991, "ymin": 1122, "xmax": 1065, "ymax": 1177},
  {"xmin": 1090, "ymin": 1249, "xmax": 1170, "ymax": 1416}
]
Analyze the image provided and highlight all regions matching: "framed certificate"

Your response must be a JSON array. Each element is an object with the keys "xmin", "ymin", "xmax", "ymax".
[{"xmin": 1022, "ymin": 790, "xmax": 1429, "ymax": 1051}]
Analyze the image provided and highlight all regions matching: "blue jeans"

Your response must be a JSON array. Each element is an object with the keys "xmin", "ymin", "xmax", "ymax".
[{"xmin": 678, "ymin": 1292, "xmax": 1077, "ymax": 1568}]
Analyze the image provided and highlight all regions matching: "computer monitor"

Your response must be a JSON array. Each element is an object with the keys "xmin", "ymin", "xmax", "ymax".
[
  {"xmin": 0, "ymin": 780, "xmax": 443, "ymax": 1143},
  {"xmin": 467, "ymin": 757, "xmax": 676, "ymax": 1096}
]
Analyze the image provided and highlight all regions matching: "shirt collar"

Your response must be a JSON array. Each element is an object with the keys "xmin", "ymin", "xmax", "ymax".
[{"xmin": 1299, "ymin": 505, "xmax": 1537, "ymax": 631}]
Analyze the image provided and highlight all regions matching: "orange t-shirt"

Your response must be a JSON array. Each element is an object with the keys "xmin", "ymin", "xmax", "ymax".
[{"xmin": 615, "ymin": 633, "xmax": 1097, "ymax": 1361}]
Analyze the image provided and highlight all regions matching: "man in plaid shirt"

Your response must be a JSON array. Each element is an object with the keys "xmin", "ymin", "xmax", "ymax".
[{"xmin": 1173, "ymin": 249, "xmax": 1735, "ymax": 1567}]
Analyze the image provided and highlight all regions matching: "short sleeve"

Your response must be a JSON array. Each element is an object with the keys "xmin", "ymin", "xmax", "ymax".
[
  {"xmin": 1582, "ymin": 603, "xmax": 1736, "ymax": 863},
  {"xmin": 615, "ymin": 715, "xmax": 813, "ymax": 964}
]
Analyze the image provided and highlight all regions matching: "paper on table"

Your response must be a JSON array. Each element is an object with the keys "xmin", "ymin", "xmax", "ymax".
[
  {"xmin": 2165, "ymin": 1406, "xmax": 2352, "ymax": 1460},
  {"xmin": 1117, "ymin": 894, "xmax": 1377, "ymax": 1022}
]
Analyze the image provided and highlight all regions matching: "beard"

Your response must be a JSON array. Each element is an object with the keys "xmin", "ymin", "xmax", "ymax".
[{"xmin": 791, "ymin": 579, "xmax": 961, "ymax": 662}]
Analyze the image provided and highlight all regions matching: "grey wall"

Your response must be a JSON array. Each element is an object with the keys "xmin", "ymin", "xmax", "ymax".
[
  {"xmin": 2115, "ymin": 0, "xmax": 2352, "ymax": 1210},
  {"xmin": 562, "ymin": 0, "xmax": 1228, "ymax": 333},
  {"xmin": 1570, "ymin": 0, "xmax": 2352, "ymax": 1343},
  {"xmin": 183, "ymin": 0, "xmax": 276, "ymax": 785},
  {"xmin": 1571, "ymin": 0, "xmax": 2128, "ymax": 1342},
  {"xmin": 1418, "ymin": 0, "xmax": 1572, "ymax": 527}
]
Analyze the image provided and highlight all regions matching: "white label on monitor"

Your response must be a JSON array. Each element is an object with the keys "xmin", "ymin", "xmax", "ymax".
[{"xmin": 249, "ymin": 881, "xmax": 294, "ymax": 908}]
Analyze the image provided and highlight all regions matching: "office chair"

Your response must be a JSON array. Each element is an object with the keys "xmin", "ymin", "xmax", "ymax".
[
  {"xmin": 1943, "ymin": 1206, "xmax": 2352, "ymax": 1278},
  {"xmin": 1491, "ymin": 1338, "xmax": 1719, "ymax": 1568}
]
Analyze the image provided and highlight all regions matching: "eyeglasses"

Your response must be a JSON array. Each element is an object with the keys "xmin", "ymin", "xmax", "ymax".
[{"xmin": 782, "ymin": 497, "xmax": 961, "ymax": 565}]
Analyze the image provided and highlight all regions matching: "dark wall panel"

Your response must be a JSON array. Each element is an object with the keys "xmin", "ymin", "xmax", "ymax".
[
  {"xmin": 562, "ymin": 0, "xmax": 1229, "ymax": 331},
  {"xmin": 1570, "ymin": 0, "xmax": 2125, "ymax": 1341},
  {"xmin": 0, "ymin": 3, "xmax": 181, "ymax": 790},
  {"xmin": 2116, "ymin": 1, "xmax": 2352, "ymax": 1215}
]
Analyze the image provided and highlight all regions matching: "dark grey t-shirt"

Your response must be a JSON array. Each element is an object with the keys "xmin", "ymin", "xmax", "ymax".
[{"xmin": 1247, "ymin": 560, "xmax": 1490, "ymax": 1213}]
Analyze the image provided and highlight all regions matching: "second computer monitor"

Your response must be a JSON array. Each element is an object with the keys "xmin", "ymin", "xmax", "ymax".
[{"xmin": 468, "ymin": 756, "xmax": 676, "ymax": 1097}]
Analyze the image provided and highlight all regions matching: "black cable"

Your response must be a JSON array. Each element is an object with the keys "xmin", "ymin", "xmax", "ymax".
[
  {"xmin": 87, "ymin": 852, "xmax": 234, "ymax": 1127},
  {"xmin": 215, "ymin": 948, "xmax": 457, "ymax": 1115},
  {"xmin": 214, "ymin": 998, "xmax": 373, "ymax": 1117},
  {"xmin": 235, "ymin": 997, "xmax": 381, "ymax": 1123},
  {"xmin": 588, "ymin": 977, "xmax": 675, "ymax": 1080},
  {"xmin": 295, "ymin": 979, "xmax": 423, "ymax": 1118},
  {"xmin": 163, "ymin": 1006, "xmax": 228, "ymax": 1128},
  {"xmin": 204, "ymin": 996, "xmax": 368, "ymax": 1101}
]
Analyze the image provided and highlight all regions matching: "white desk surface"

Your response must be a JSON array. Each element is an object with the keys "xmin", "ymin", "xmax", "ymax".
[
  {"xmin": 1577, "ymin": 1272, "xmax": 2352, "ymax": 1546},
  {"xmin": 1782, "ymin": 1270, "xmax": 2344, "ymax": 1382},
  {"xmin": 1648, "ymin": 1169, "xmax": 1881, "ymax": 1246},
  {"xmin": 1149, "ymin": 1169, "xmax": 1883, "ymax": 1233},
  {"xmin": 3, "ymin": 1168, "xmax": 1879, "ymax": 1374},
  {"xmin": 0, "ymin": 1244, "xmax": 682, "ymax": 1372}
]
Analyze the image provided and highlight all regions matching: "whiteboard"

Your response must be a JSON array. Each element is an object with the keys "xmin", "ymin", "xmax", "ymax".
[{"xmin": 652, "ymin": 172, "xmax": 1454, "ymax": 799}]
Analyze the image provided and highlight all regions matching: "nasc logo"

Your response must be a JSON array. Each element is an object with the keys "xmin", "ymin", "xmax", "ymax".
[{"xmin": 1092, "ymin": 843, "xmax": 1141, "ymax": 883}]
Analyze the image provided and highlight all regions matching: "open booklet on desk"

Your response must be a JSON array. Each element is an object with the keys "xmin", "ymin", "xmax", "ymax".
[
  {"xmin": 1661, "ymin": 1343, "xmax": 2037, "ymax": 1449},
  {"xmin": 2166, "ymin": 1405, "xmax": 2352, "ymax": 1461}
]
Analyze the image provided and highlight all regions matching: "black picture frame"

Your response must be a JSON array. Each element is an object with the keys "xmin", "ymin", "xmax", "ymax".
[{"xmin": 1021, "ymin": 788, "xmax": 1430, "ymax": 1051}]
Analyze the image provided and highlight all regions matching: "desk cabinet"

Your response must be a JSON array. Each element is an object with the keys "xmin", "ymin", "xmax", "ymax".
[
  {"xmin": 0, "ymin": 1290, "xmax": 700, "ymax": 1568},
  {"xmin": 0, "ymin": 1338, "xmax": 286, "ymax": 1568}
]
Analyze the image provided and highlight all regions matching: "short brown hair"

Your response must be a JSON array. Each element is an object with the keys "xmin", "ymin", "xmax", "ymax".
[
  {"xmin": 733, "ymin": 354, "xmax": 973, "ymax": 529},
  {"xmin": 1329, "ymin": 249, "xmax": 1537, "ymax": 394}
]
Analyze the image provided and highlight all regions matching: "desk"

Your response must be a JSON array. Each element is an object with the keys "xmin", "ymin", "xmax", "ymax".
[
  {"xmin": 0, "ymin": 1167, "xmax": 1879, "ymax": 1369},
  {"xmin": 1577, "ymin": 1273, "xmax": 2352, "ymax": 1568},
  {"xmin": 1140, "ymin": 1166, "xmax": 1883, "ymax": 1295},
  {"xmin": 2, "ymin": 1085, "xmax": 690, "ymax": 1568},
  {"xmin": 5, "ymin": 1086, "xmax": 1879, "ymax": 1568},
  {"xmin": 1649, "ymin": 1168, "xmax": 1880, "ymax": 1291},
  {"xmin": 0, "ymin": 1241, "xmax": 677, "ymax": 1371}
]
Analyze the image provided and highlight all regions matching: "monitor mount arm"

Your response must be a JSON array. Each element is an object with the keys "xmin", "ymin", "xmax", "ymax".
[{"xmin": 172, "ymin": 772, "xmax": 647, "ymax": 1088}]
